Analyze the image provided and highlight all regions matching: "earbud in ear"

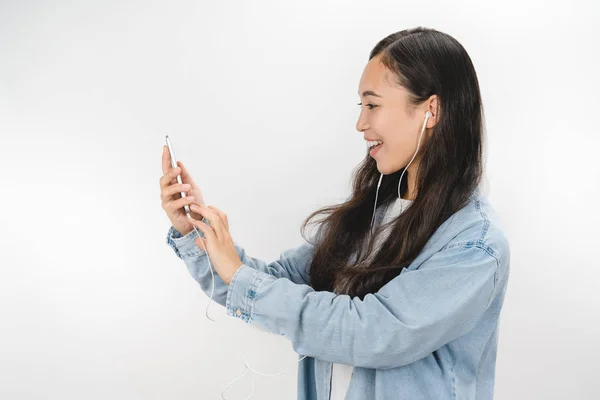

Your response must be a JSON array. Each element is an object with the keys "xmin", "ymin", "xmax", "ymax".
[{"xmin": 425, "ymin": 111, "xmax": 432, "ymax": 118}]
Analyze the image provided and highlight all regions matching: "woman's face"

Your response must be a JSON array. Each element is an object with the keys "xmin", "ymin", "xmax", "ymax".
[{"xmin": 356, "ymin": 55, "xmax": 435, "ymax": 175}]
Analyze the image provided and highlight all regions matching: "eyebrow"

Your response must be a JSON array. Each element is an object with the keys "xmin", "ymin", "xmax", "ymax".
[{"xmin": 358, "ymin": 90, "xmax": 383, "ymax": 98}]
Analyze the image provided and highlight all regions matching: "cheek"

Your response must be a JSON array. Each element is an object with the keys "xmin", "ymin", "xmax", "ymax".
[
  {"xmin": 369, "ymin": 111, "xmax": 390, "ymax": 136},
  {"xmin": 381, "ymin": 123, "xmax": 420, "ymax": 166},
  {"xmin": 376, "ymin": 112, "xmax": 409, "ymax": 146}
]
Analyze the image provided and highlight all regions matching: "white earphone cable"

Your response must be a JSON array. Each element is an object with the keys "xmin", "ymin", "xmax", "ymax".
[
  {"xmin": 371, "ymin": 111, "xmax": 431, "ymax": 232},
  {"xmin": 189, "ymin": 225, "xmax": 307, "ymax": 400},
  {"xmin": 191, "ymin": 110, "xmax": 430, "ymax": 399},
  {"xmin": 396, "ymin": 111, "xmax": 431, "ymax": 201}
]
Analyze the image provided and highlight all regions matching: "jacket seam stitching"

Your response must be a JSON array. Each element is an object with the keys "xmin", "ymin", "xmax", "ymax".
[
  {"xmin": 474, "ymin": 198, "xmax": 490, "ymax": 241},
  {"xmin": 445, "ymin": 241, "xmax": 499, "ymax": 261},
  {"xmin": 451, "ymin": 358, "xmax": 457, "ymax": 400},
  {"xmin": 247, "ymin": 272, "xmax": 269, "ymax": 325}
]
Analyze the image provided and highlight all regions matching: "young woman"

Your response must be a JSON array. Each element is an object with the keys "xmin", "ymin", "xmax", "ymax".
[{"xmin": 161, "ymin": 26, "xmax": 510, "ymax": 400}]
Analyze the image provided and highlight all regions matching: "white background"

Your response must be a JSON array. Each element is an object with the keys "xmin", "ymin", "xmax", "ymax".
[{"xmin": 1, "ymin": 0, "xmax": 599, "ymax": 399}]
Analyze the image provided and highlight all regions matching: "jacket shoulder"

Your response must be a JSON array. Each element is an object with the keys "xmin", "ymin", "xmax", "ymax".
[{"xmin": 439, "ymin": 194, "xmax": 510, "ymax": 269}]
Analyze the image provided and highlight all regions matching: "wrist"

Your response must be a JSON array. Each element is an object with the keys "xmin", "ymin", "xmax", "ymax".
[
  {"xmin": 225, "ymin": 265, "xmax": 241, "ymax": 286},
  {"xmin": 174, "ymin": 223, "xmax": 196, "ymax": 237}
]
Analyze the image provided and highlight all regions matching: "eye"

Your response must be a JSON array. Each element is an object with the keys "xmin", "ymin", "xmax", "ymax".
[{"xmin": 357, "ymin": 102, "xmax": 377, "ymax": 110}]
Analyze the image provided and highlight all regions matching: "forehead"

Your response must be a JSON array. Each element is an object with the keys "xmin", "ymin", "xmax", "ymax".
[{"xmin": 358, "ymin": 55, "xmax": 403, "ymax": 98}]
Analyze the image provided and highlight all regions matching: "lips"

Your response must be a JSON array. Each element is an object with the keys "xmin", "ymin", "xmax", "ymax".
[
  {"xmin": 366, "ymin": 140, "xmax": 383, "ymax": 149},
  {"xmin": 370, "ymin": 142, "xmax": 383, "ymax": 155}
]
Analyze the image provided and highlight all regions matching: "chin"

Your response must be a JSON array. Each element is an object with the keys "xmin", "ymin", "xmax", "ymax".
[
  {"xmin": 376, "ymin": 163, "xmax": 395, "ymax": 175},
  {"xmin": 376, "ymin": 160, "xmax": 405, "ymax": 176}
]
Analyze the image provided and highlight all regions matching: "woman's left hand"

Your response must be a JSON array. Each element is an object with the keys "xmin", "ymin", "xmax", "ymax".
[{"xmin": 186, "ymin": 204, "xmax": 243, "ymax": 285}]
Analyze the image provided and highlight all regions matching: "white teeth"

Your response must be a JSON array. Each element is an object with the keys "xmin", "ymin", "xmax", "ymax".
[{"xmin": 366, "ymin": 140, "xmax": 383, "ymax": 149}]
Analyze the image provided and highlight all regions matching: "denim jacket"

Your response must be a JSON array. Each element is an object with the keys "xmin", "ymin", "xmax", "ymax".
[{"xmin": 166, "ymin": 190, "xmax": 510, "ymax": 400}]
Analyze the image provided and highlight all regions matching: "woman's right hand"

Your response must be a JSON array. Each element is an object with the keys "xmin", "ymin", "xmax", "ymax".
[{"xmin": 160, "ymin": 145, "xmax": 206, "ymax": 236}]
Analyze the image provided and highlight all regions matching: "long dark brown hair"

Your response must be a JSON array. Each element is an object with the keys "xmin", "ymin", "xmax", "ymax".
[{"xmin": 300, "ymin": 27, "xmax": 486, "ymax": 300}]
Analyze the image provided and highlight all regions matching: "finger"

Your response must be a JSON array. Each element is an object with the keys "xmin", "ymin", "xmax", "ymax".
[
  {"xmin": 165, "ymin": 183, "xmax": 192, "ymax": 198},
  {"xmin": 162, "ymin": 145, "xmax": 170, "ymax": 175},
  {"xmin": 177, "ymin": 161, "xmax": 196, "ymax": 185},
  {"xmin": 167, "ymin": 195, "xmax": 195, "ymax": 212},
  {"xmin": 159, "ymin": 166, "xmax": 181, "ymax": 189},
  {"xmin": 160, "ymin": 183, "xmax": 190, "ymax": 204},
  {"xmin": 191, "ymin": 204, "xmax": 223, "ymax": 239},
  {"xmin": 208, "ymin": 205, "xmax": 229, "ymax": 231},
  {"xmin": 185, "ymin": 215, "xmax": 210, "ymax": 251},
  {"xmin": 189, "ymin": 203, "xmax": 204, "ymax": 218},
  {"xmin": 187, "ymin": 214, "xmax": 215, "ymax": 242},
  {"xmin": 189, "ymin": 203, "xmax": 212, "ymax": 222}
]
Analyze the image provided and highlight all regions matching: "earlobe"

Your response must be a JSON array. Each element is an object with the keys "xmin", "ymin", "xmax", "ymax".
[
  {"xmin": 425, "ymin": 95, "xmax": 439, "ymax": 128},
  {"xmin": 424, "ymin": 110, "xmax": 434, "ymax": 129},
  {"xmin": 426, "ymin": 109, "xmax": 438, "ymax": 129}
]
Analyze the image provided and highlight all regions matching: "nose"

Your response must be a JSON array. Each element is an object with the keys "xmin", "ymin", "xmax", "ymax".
[{"xmin": 356, "ymin": 109, "xmax": 369, "ymax": 133}]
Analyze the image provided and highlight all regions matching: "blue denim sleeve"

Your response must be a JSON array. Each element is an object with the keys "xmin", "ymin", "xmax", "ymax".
[
  {"xmin": 166, "ymin": 220, "xmax": 314, "ymax": 307},
  {"xmin": 224, "ymin": 244, "xmax": 504, "ymax": 370}
]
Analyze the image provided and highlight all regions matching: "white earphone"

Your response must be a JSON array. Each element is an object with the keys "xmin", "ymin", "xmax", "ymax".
[{"xmin": 370, "ymin": 110, "xmax": 432, "ymax": 232}]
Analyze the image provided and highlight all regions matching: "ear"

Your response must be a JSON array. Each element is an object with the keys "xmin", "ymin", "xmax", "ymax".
[{"xmin": 425, "ymin": 95, "xmax": 440, "ymax": 129}]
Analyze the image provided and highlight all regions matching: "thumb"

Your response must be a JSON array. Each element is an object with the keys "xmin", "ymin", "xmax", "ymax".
[{"xmin": 178, "ymin": 161, "xmax": 198, "ymax": 186}]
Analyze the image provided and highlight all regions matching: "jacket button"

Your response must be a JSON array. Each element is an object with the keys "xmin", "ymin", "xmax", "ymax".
[{"xmin": 236, "ymin": 309, "xmax": 242, "ymax": 316}]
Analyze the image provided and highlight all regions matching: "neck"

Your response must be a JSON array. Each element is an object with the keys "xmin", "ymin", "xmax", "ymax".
[
  {"xmin": 402, "ymin": 178, "xmax": 417, "ymax": 201},
  {"xmin": 403, "ymin": 162, "xmax": 419, "ymax": 200}
]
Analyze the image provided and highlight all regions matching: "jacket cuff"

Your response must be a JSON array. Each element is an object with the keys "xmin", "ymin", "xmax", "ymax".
[
  {"xmin": 225, "ymin": 264, "xmax": 275, "ymax": 323},
  {"xmin": 166, "ymin": 219, "xmax": 210, "ymax": 259}
]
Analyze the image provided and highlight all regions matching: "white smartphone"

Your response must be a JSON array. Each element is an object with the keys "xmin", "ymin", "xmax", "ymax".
[{"xmin": 165, "ymin": 135, "xmax": 191, "ymax": 216}]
